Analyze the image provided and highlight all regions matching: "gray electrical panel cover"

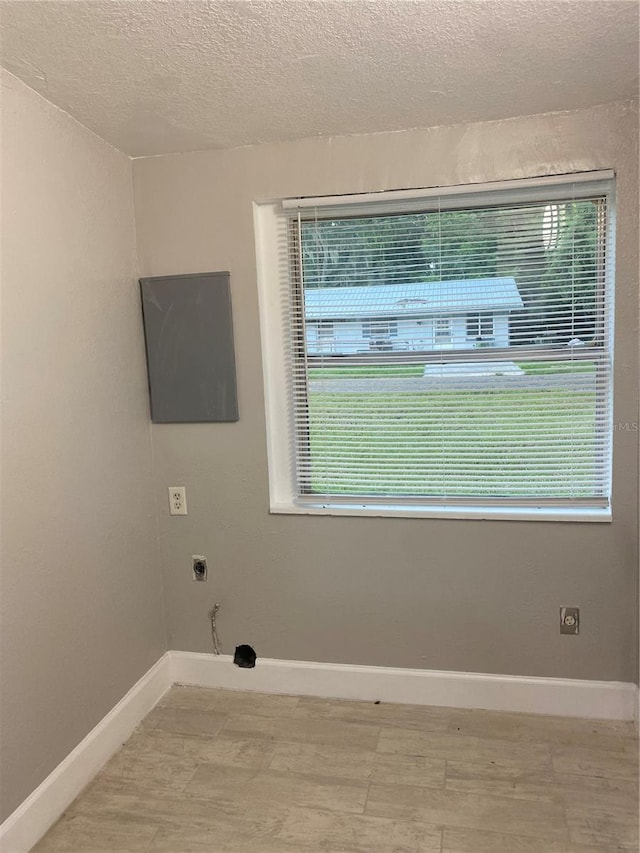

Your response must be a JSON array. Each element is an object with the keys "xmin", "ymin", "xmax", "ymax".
[{"xmin": 140, "ymin": 272, "xmax": 239, "ymax": 423}]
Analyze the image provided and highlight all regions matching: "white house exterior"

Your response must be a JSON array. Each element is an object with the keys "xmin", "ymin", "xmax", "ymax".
[{"xmin": 304, "ymin": 278, "xmax": 523, "ymax": 354}]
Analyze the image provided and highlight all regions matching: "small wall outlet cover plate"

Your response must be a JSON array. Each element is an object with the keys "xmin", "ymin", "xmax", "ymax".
[
  {"xmin": 192, "ymin": 555, "xmax": 207, "ymax": 581},
  {"xmin": 168, "ymin": 486, "xmax": 187, "ymax": 515},
  {"xmin": 560, "ymin": 606, "xmax": 580, "ymax": 635}
]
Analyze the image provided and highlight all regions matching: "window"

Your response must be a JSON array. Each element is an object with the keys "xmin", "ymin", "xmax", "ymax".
[
  {"xmin": 362, "ymin": 320, "xmax": 398, "ymax": 338},
  {"xmin": 434, "ymin": 318, "xmax": 452, "ymax": 339},
  {"xmin": 311, "ymin": 320, "xmax": 334, "ymax": 353},
  {"xmin": 316, "ymin": 320, "xmax": 334, "ymax": 339},
  {"xmin": 254, "ymin": 171, "xmax": 615, "ymax": 520},
  {"xmin": 467, "ymin": 313, "xmax": 494, "ymax": 339}
]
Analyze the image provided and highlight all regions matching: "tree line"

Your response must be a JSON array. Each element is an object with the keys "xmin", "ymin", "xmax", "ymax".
[{"xmin": 300, "ymin": 200, "xmax": 602, "ymax": 345}]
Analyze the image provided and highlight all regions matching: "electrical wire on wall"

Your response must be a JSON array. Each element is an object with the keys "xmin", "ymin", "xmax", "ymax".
[{"xmin": 209, "ymin": 603, "xmax": 222, "ymax": 655}]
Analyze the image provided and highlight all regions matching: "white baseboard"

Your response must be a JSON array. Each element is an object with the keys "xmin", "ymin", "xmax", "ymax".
[
  {"xmin": 170, "ymin": 650, "xmax": 638, "ymax": 722},
  {"xmin": 0, "ymin": 653, "xmax": 171, "ymax": 853},
  {"xmin": 2, "ymin": 651, "xmax": 636, "ymax": 853}
]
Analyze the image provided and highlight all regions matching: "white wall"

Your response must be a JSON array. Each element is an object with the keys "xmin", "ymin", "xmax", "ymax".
[
  {"xmin": 0, "ymin": 71, "xmax": 164, "ymax": 820},
  {"xmin": 306, "ymin": 314, "xmax": 507, "ymax": 354},
  {"xmin": 494, "ymin": 314, "xmax": 509, "ymax": 348}
]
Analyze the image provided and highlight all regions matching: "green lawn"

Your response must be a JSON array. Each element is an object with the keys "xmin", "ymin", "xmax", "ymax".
[
  {"xmin": 517, "ymin": 361, "xmax": 596, "ymax": 375},
  {"xmin": 304, "ymin": 389, "xmax": 598, "ymax": 497}
]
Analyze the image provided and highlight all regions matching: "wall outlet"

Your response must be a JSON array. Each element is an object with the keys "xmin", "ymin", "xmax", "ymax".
[
  {"xmin": 168, "ymin": 486, "xmax": 187, "ymax": 515},
  {"xmin": 560, "ymin": 606, "xmax": 580, "ymax": 635},
  {"xmin": 192, "ymin": 555, "xmax": 208, "ymax": 581}
]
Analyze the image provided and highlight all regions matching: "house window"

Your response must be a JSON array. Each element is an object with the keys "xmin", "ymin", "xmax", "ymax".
[
  {"xmin": 467, "ymin": 313, "xmax": 494, "ymax": 338},
  {"xmin": 310, "ymin": 319, "xmax": 335, "ymax": 353},
  {"xmin": 434, "ymin": 318, "xmax": 452, "ymax": 339},
  {"xmin": 362, "ymin": 320, "xmax": 398, "ymax": 338},
  {"xmin": 255, "ymin": 171, "xmax": 614, "ymax": 520},
  {"xmin": 316, "ymin": 320, "xmax": 334, "ymax": 340}
]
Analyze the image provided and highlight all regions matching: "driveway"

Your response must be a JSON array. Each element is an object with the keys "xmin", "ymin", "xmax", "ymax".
[{"xmin": 309, "ymin": 374, "xmax": 597, "ymax": 394}]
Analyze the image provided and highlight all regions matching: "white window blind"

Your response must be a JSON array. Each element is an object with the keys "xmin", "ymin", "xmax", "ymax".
[{"xmin": 261, "ymin": 172, "xmax": 615, "ymax": 517}]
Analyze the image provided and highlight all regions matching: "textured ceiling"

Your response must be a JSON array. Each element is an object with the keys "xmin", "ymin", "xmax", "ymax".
[{"xmin": 1, "ymin": 0, "xmax": 638, "ymax": 157}]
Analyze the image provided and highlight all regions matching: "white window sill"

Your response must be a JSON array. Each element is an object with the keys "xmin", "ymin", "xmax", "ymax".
[{"xmin": 270, "ymin": 501, "xmax": 612, "ymax": 523}]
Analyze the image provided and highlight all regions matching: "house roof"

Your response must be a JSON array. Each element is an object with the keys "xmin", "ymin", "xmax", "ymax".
[{"xmin": 304, "ymin": 278, "xmax": 523, "ymax": 320}]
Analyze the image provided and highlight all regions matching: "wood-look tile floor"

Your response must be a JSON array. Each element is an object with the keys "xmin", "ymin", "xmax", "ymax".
[{"xmin": 33, "ymin": 687, "xmax": 639, "ymax": 852}]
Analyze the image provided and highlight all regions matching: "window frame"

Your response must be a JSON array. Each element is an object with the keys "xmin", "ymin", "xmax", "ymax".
[
  {"xmin": 253, "ymin": 171, "xmax": 615, "ymax": 522},
  {"xmin": 316, "ymin": 320, "xmax": 334, "ymax": 338},
  {"xmin": 362, "ymin": 320, "xmax": 399, "ymax": 339},
  {"xmin": 433, "ymin": 317, "xmax": 453, "ymax": 341},
  {"xmin": 467, "ymin": 312, "xmax": 494, "ymax": 339}
]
